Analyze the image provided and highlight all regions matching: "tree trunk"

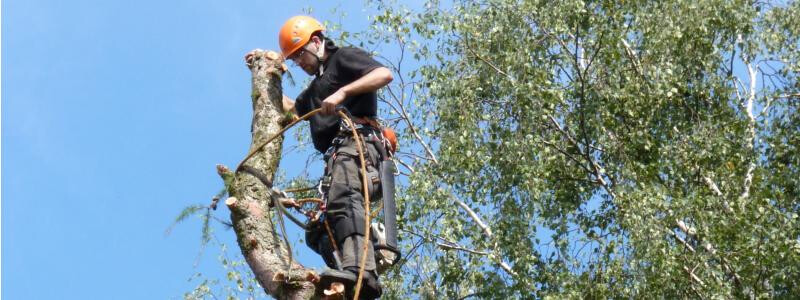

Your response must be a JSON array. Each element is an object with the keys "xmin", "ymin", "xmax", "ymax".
[{"xmin": 218, "ymin": 50, "xmax": 319, "ymax": 299}]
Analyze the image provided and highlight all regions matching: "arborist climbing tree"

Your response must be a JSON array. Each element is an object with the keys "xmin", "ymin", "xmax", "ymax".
[{"xmin": 244, "ymin": 15, "xmax": 400, "ymax": 299}]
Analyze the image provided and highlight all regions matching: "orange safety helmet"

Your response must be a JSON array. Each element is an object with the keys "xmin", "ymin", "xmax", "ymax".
[{"xmin": 278, "ymin": 16, "xmax": 325, "ymax": 58}]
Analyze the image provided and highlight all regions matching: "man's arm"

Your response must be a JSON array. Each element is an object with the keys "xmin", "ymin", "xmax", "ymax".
[
  {"xmin": 320, "ymin": 67, "xmax": 394, "ymax": 115},
  {"xmin": 339, "ymin": 67, "xmax": 394, "ymax": 98}
]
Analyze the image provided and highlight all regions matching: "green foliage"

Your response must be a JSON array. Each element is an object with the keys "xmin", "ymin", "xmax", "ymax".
[
  {"xmin": 168, "ymin": 204, "xmax": 214, "ymax": 245},
  {"xmin": 183, "ymin": 1, "xmax": 799, "ymax": 298},
  {"xmin": 183, "ymin": 240, "xmax": 267, "ymax": 300},
  {"xmin": 171, "ymin": 204, "xmax": 263, "ymax": 299},
  {"xmin": 360, "ymin": 0, "xmax": 800, "ymax": 298}
]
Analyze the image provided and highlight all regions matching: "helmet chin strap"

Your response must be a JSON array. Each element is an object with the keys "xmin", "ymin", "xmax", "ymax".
[{"xmin": 313, "ymin": 40, "xmax": 325, "ymax": 76}]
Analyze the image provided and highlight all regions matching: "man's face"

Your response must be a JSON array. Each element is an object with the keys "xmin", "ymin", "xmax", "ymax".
[{"xmin": 288, "ymin": 38, "xmax": 321, "ymax": 76}]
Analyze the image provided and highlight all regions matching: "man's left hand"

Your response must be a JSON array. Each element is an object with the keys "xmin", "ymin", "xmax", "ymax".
[{"xmin": 321, "ymin": 89, "xmax": 346, "ymax": 115}]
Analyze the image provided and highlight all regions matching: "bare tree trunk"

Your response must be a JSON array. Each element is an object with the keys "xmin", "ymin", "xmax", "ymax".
[{"xmin": 217, "ymin": 50, "xmax": 319, "ymax": 299}]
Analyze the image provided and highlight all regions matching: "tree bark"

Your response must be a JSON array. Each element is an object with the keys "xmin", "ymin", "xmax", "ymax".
[{"xmin": 218, "ymin": 49, "xmax": 319, "ymax": 299}]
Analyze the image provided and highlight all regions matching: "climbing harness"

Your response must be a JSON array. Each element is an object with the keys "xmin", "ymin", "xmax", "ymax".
[{"xmin": 234, "ymin": 106, "xmax": 399, "ymax": 299}]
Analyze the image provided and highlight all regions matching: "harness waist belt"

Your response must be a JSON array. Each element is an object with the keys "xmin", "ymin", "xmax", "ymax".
[{"xmin": 351, "ymin": 116, "xmax": 381, "ymax": 128}]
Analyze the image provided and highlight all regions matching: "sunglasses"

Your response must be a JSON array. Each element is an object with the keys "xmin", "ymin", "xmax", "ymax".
[{"xmin": 288, "ymin": 48, "xmax": 307, "ymax": 62}]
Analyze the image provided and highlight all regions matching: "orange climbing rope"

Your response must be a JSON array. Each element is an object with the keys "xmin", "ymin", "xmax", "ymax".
[{"xmin": 337, "ymin": 110, "xmax": 371, "ymax": 300}]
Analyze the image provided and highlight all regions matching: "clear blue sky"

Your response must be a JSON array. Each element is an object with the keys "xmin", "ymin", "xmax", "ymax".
[{"xmin": 2, "ymin": 0, "xmax": 379, "ymax": 298}]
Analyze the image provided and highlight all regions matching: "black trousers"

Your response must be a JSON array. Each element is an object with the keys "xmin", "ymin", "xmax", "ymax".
[{"xmin": 309, "ymin": 130, "xmax": 383, "ymax": 271}]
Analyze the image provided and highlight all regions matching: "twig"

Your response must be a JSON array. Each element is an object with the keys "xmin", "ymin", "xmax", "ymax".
[
  {"xmin": 667, "ymin": 229, "xmax": 696, "ymax": 253},
  {"xmin": 384, "ymin": 86, "xmax": 438, "ymax": 163},
  {"xmin": 455, "ymin": 199, "xmax": 492, "ymax": 237},
  {"xmin": 396, "ymin": 150, "xmax": 436, "ymax": 162},
  {"xmin": 394, "ymin": 157, "xmax": 416, "ymax": 173},
  {"xmin": 620, "ymin": 38, "xmax": 642, "ymax": 77},
  {"xmin": 453, "ymin": 198, "xmax": 517, "ymax": 276},
  {"xmin": 464, "ymin": 43, "xmax": 516, "ymax": 83},
  {"xmin": 675, "ymin": 219, "xmax": 744, "ymax": 291},
  {"xmin": 703, "ymin": 176, "xmax": 732, "ymax": 213},
  {"xmin": 545, "ymin": 115, "xmax": 616, "ymax": 198},
  {"xmin": 702, "ymin": 176, "xmax": 723, "ymax": 197},
  {"xmin": 400, "ymin": 228, "xmax": 490, "ymax": 256},
  {"xmin": 683, "ymin": 265, "xmax": 706, "ymax": 286}
]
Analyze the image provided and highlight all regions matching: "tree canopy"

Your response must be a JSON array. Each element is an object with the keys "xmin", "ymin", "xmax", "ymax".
[
  {"xmin": 182, "ymin": 0, "xmax": 800, "ymax": 298},
  {"xmin": 364, "ymin": 0, "xmax": 799, "ymax": 298}
]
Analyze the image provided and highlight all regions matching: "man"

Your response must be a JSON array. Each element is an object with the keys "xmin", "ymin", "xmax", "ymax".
[{"xmin": 266, "ymin": 15, "xmax": 393, "ymax": 298}]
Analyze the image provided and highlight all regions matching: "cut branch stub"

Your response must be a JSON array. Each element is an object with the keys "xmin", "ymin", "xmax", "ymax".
[{"xmin": 225, "ymin": 196, "xmax": 238, "ymax": 207}]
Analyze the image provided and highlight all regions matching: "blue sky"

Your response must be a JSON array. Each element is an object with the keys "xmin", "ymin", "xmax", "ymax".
[{"xmin": 2, "ymin": 0, "xmax": 379, "ymax": 298}]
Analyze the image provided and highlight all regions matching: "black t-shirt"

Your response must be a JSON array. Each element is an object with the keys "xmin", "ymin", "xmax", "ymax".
[{"xmin": 295, "ymin": 41, "xmax": 385, "ymax": 153}]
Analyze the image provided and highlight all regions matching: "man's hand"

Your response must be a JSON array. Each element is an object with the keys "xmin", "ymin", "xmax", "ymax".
[
  {"xmin": 321, "ymin": 89, "xmax": 346, "ymax": 115},
  {"xmin": 320, "ymin": 67, "xmax": 393, "ymax": 115}
]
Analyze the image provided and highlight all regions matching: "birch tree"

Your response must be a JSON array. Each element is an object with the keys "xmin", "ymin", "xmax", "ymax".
[{"xmin": 179, "ymin": 0, "xmax": 800, "ymax": 298}]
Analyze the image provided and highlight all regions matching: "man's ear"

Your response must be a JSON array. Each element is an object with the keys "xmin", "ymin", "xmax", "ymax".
[
  {"xmin": 311, "ymin": 35, "xmax": 325, "ymax": 58},
  {"xmin": 309, "ymin": 35, "xmax": 322, "ymax": 47}
]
